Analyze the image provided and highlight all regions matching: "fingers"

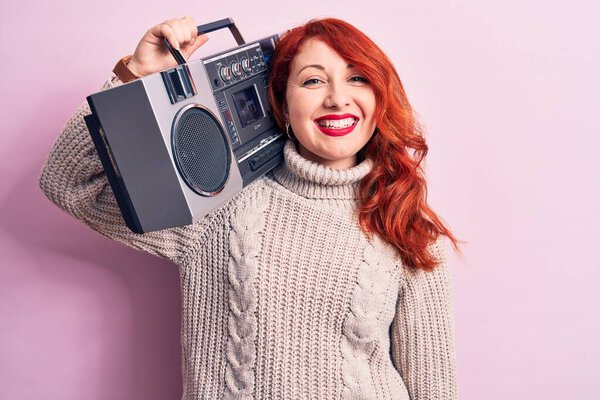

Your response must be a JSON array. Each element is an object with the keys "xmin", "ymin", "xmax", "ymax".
[
  {"xmin": 148, "ymin": 16, "xmax": 198, "ymax": 50},
  {"xmin": 171, "ymin": 20, "xmax": 191, "ymax": 46},
  {"xmin": 155, "ymin": 23, "xmax": 180, "ymax": 50},
  {"xmin": 183, "ymin": 16, "xmax": 197, "ymax": 40},
  {"xmin": 181, "ymin": 33, "xmax": 209, "ymax": 57},
  {"xmin": 163, "ymin": 16, "xmax": 198, "ymax": 50}
]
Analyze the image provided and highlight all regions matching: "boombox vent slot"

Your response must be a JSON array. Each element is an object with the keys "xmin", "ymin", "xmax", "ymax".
[{"xmin": 172, "ymin": 107, "xmax": 231, "ymax": 196}]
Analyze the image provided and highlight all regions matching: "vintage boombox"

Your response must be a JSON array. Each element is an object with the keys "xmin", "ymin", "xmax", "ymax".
[{"xmin": 84, "ymin": 18, "xmax": 285, "ymax": 233}]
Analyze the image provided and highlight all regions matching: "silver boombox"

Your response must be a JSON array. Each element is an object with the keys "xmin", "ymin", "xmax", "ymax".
[{"xmin": 85, "ymin": 18, "xmax": 285, "ymax": 233}]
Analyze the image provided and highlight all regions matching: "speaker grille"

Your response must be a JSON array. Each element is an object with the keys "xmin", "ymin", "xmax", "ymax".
[{"xmin": 172, "ymin": 106, "xmax": 231, "ymax": 196}]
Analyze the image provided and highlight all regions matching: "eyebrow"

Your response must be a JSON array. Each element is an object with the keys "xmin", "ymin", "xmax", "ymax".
[{"xmin": 297, "ymin": 63, "xmax": 355, "ymax": 76}]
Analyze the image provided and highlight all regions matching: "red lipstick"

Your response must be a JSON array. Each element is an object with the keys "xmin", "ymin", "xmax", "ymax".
[{"xmin": 314, "ymin": 114, "xmax": 359, "ymax": 137}]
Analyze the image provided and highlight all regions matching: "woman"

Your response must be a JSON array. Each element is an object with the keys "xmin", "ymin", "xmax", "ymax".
[{"xmin": 40, "ymin": 16, "xmax": 461, "ymax": 399}]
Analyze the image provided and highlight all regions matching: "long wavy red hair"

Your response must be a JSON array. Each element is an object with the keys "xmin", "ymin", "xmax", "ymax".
[{"xmin": 268, "ymin": 18, "xmax": 463, "ymax": 271}]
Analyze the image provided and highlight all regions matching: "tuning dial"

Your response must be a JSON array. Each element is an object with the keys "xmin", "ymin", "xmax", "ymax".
[
  {"xmin": 241, "ymin": 58, "xmax": 252, "ymax": 73},
  {"xmin": 219, "ymin": 66, "xmax": 232, "ymax": 82},
  {"xmin": 231, "ymin": 62, "xmax": 243, "ymax": 77}
]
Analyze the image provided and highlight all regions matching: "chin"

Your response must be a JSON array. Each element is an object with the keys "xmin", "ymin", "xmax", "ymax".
[
  {"xmin": 295, "ymin": 131, "xmax": 372, "ymax": 166},
  {"xmin": 310, "ymin": 145, "xmax": 362, "ymax": 165},
  {"xmin": 321, "ymin": 149, "xmax": 357, "ymax": 162}
]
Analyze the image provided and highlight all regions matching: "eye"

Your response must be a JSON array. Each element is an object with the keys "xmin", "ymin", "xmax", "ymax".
[
  {"xmin": 349, "ymin": 76, "xmax": 369, "ymax": 84},
  {"xmin": 302, "ymin": 78, "xmax": 324, "ymax": 87}
]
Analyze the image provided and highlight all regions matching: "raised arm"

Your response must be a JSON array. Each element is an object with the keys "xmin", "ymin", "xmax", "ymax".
[
  {"xmin": 39, "ymin": 77, "xmax": 208, "ymax": 264},
  {"xmin": 39, "ymin": 16, "xmax": 217, "ymax": 265},
  {"xmin": 390, "ymin": 236, "xmax": 459, "ymax": 399}
]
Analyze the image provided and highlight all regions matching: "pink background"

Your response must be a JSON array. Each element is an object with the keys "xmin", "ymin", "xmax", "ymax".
[{"xmin": 1, "ymin": 0, "xmax": 599, "ymax": 399}]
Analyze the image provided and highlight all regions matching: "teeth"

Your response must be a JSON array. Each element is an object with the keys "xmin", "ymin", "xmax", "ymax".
[{"xmin": 317, "ymin": 118, "xmax": 356, "ymax": 129}]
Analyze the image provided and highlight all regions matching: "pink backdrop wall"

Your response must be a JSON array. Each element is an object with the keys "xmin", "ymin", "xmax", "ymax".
[{"xmin": 1, "ymin": 0, "xmax": 598, "ymax": 399}]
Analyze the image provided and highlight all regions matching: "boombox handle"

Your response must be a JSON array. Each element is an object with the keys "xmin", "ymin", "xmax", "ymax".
[{"xmin": 163, "ymin": 17, "xmax": 245, "ymax": 65}]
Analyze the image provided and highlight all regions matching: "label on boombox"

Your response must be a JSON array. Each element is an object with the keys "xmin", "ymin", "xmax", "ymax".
[{"xmin": 85, "ymin": 34, "xmax": 285, "ymax": 233}]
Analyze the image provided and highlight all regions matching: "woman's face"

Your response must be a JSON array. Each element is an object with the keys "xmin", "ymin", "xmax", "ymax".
[{"xmin": 285, "ymin": 38, "xmax": 377, "ymax": 170}]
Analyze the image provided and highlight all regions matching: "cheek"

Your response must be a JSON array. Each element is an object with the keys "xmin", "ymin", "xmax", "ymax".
[
  {"xmin": 287, "ymin": 92, "xmax": 318, "ymax": 124},
  {"xmin": 362, "ymin": 93, "xmax": 377, "ymax": 122}
]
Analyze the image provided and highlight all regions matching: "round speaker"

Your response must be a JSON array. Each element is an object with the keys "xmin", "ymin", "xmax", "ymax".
[{"xmin": 172, "ymin": 105, "xmax": 231, "ymax": 196}]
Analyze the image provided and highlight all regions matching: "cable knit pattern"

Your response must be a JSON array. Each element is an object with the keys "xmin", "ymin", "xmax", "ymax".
[
  {"xmin": 225, "ymin": 192, "xmax": 266, "ymax": 399},
  {"xmin": 341, "ymin": 236, "xmax": 397, "ymax": 399},
  {"xmin": 39, "ymin": 76, "xmax": 458, "ymax": 400}
]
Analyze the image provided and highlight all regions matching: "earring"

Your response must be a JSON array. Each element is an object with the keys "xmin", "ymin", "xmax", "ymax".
[{"xmin": 285, "ymin": 120, "xmax": 295, "ymax": 140}]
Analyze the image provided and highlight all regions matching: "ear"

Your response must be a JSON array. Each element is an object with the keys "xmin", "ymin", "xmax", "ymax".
[{"xmin": 282, "ymin": 103, "xmax": 289, "ymax": 120}]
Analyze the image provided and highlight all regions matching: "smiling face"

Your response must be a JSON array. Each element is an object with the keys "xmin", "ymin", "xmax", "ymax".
[{"xmin": 284, "ymin": 38, "xmax": 377, "ymax": 170}]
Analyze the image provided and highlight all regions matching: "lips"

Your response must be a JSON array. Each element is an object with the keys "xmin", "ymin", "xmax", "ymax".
[{"xmin": 314, "ymin": 114, "xmax": 359, "ymax": 137}]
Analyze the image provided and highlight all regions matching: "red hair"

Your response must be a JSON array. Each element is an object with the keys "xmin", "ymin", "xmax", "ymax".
[{"xmin": 268, "ymin": 18, "xmax": 463, "ymax": 271}]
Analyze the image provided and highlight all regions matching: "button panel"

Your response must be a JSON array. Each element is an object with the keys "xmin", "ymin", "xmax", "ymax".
[
  {"xmin": 248, "ymin": 138, "xmax": 285, "ymax": 171},
  {"xmin": 205, "ymin": 42, "xmax": 270, "ymax": 88},
  {"xmin": 216, "ymin": 97, "xmax": 239, "ymax": 146}
]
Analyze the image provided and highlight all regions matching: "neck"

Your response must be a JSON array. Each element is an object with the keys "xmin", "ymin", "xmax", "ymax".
[{"xmin": 271, "ymin": 140, "xmax": 373, "ymax": 200}]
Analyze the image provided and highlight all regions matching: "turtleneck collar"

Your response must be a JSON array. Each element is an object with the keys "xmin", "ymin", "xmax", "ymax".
[{"xmin": 271, "ymin": 140, "xmax": 373, "ymax": 200}]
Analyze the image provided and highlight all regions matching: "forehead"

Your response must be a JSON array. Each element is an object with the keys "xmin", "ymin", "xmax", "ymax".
[{"xmin": 290, "ymin": 38, "xmax": 350, "ymax": 72}]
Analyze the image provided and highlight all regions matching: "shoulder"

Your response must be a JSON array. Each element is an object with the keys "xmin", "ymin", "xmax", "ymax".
[
  {"xmin": 189, "ymin": 174, "xmax": 275, "ymax": 232},
  {"xmin": 232, "ymin": 174, "xmax": 273, "ymax": 206},
  {"xmin": 228, "ymin": 170, "xmax": 299, "ymax": 209},
  {"xmin": 398, "ymin": 235, "xmax": 453, "ymax": 291},
  {"xmin": 199, "ymin": 175, "xmax": 274, "ymax": 230}
]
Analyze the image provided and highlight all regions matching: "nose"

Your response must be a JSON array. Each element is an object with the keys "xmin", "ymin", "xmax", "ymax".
[{"xmin": 323, "ymin": 81, "xmax": 351, "ymax": 109}]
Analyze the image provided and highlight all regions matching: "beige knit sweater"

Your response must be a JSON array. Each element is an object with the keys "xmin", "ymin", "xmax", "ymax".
[{"xmin": 39, "ymin": 77, "xmax": 458, "ymax": 400}]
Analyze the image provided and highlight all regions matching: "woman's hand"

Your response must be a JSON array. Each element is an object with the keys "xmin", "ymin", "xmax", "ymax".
[{"xmin": 127, "ymin": 16, "xmax": 208, "ymax": 77}]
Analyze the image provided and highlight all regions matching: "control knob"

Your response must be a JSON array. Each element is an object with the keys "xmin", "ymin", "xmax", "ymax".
[
  {"xmin": 241, "ymin": 58, "xmax": 252, "ymax": 73},
  {"xmin": 231, "ymin": 62, "xmax": 243, "ymax": 77},
  {"xmin": 219, "ymin": 66, "xmax": 233, "ymax": 82}
]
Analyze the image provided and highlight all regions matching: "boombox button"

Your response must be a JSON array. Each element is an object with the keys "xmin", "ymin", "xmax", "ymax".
[
  {"xmin": 161, "ymin": 65, "xmax": 197, "ymax": 104},
  {"xmin": 249, "ymin": 148, "xmax": 278, "ymax": 171},
  {"xmin": 248, "ymin": 155, "xmax": 262, "ymax": 171}
]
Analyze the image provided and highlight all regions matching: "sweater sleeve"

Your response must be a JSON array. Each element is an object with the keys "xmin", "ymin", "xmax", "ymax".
[
  {"xmin": 390, "ymin": 236, "xmax": 459, "ymax": 400},
  {"xmin": 39, "ymin": 76, "xmax": 204, "ymax": 265}
]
